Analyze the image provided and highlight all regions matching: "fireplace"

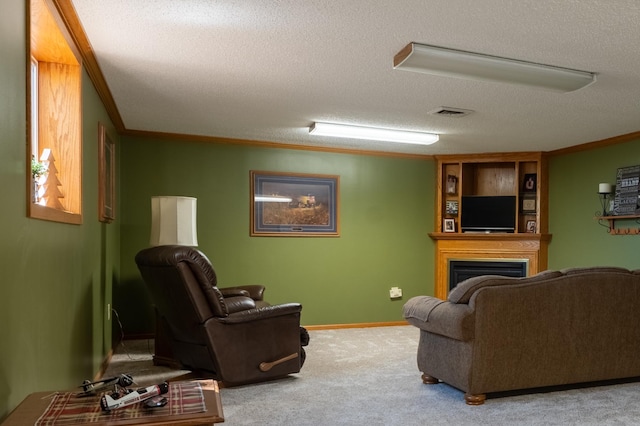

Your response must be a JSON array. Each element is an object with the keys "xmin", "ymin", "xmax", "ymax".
[{"xmin": 448, "ymin": 259, "xmax": 528, "ymax": 291}]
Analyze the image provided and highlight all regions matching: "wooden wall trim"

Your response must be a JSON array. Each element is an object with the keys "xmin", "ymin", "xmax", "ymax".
[
  {"xmin": 304, "ymin": 321, "xmax": 409, "ymax": 330},
  {"xmin": 549, "ymin": 131, "xmax": 640, "ymax": 156},
  {"xmin": 94, "ymin": 348, "xmax": 114, "ymax": 382},
  {"xmin": 123, "ymin": 321, "xmax": 410, "ymax": 338},
  {"xmin": 122, "ymin": 129, "xmax": 434, "ymax": 160}
]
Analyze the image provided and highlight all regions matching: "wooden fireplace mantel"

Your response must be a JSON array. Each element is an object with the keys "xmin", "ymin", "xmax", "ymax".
[{"xmin": 429, "ymin": 233, "xmax": 552, "ymax": 300}]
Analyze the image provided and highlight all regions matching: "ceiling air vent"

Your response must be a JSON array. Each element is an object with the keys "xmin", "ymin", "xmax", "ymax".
[{"xmin": 428, "ymin": 107, "xmax": 474, "ymax": 118}]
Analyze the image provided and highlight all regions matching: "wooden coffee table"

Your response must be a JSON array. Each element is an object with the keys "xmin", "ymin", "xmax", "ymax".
[{"xmin": 1, "ymin": 379, "xmax": 223, "ymax": 425}]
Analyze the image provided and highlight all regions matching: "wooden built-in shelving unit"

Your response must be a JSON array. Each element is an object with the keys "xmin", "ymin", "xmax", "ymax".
[{"xmin": 430, "ymin": 152, "xmax": 551, "ymax": 300}]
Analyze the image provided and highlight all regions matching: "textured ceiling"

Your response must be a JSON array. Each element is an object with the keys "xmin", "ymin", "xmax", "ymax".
[{"xmin": 70, "ymin": 0, "xmax": 640, "ymax": 156}]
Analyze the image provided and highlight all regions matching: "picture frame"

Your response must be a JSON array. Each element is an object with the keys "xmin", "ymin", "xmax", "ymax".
[
  {"xmin": 445, "ymin": 200, "xmax": 459, "ymax": 215},
  {"xmin": 522, "ymin": 173, "xmax": 537, "ymax": 192},
  {"xmin": 250, "ymin": 171, "xmax": 339, "ymax": 236},
  {"xmin": 443, "ymin": 218, "xmax": 456, "ymax": 233},
  {"xmin": 521, "ymin": 196, "xmax": 537, "ymax": 214},
  {"xmin": 613, "ymin": 164, "xmax": 640, "ymax": 216},
  {"xmin": 446, "ymin": 174, "xmax": 458, "ymax": 195},
  {"xmin": 98, "ymin": 122, "xmax": 115, "ymax": 223},
  {"xmin": 526, "ymin": 220, "xmax": 536, "ymax": 233}
]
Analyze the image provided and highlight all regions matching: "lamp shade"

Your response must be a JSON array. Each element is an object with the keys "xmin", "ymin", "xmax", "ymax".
[
  {"xmin": 598, "ymin": 183, "xmax": 612, "ymax": 194},
  {"xmin": 150, "ymin": 196, "xmax": 198, "ymax": 246}
]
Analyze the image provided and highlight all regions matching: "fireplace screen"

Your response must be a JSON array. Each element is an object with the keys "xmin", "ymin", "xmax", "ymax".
[{"xmin": 448, "ymin": 259, "xmax": 528, "ymax": 291}]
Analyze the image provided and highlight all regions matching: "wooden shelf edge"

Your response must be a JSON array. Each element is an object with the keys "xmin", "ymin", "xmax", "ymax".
[
  {"xmin": 429, "ymin": 232, "xmax": 552, "ymax": 242},
  {"xmin": 594, "ymin": 214, "xmax": 640, "ymax": 220}
]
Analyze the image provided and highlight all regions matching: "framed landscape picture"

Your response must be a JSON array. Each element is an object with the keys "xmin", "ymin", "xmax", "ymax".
[{"xmin": 250, "ymin": 171, "xmax": 339, "ymax": 236}]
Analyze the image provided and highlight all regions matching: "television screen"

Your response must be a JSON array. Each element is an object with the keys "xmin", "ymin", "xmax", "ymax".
[{"xmin": 460, "ymin": 195, "xmax": 516, "ymax": 233}]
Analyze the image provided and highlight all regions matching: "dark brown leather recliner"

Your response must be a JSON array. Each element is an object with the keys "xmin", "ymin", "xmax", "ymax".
[{"xmin": 135, "ymin": 245, "xmax": 306, "ymax": 386}]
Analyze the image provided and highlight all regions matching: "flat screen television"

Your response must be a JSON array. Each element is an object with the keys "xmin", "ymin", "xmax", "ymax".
[{"xmin": 460, "ymin": 195, "xmax": 516, "ymax": 233}]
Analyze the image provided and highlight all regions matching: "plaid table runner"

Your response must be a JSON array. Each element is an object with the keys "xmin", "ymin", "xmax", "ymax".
[{"xmin": 35, "ymin": 381, "xmax": 206, "ymax": 425}]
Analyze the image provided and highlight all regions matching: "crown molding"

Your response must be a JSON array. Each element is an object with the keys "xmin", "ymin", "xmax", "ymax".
[
  {"xmin": 549, "ymin": 130, "xmax": 640, "ymax": 157},
  {"xmin": 52, "ymin": 0, "xmax": 125, "ymax": 132}
]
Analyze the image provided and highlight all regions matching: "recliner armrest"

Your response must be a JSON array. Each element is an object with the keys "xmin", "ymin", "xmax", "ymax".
[
  {"xmin": 220, "ymin": 285, "xmax": 266, "ymax": 301},
  {"xmin": 224, "ymin": 296, "xmax": 256, "ymax": 314},
  {"xmin": 220, "ymin": 288, "xmax": 251, "ymax": 298},
  {"xmin": 216, "ymin": 303, "xmax": 302, "ymax": 324}
]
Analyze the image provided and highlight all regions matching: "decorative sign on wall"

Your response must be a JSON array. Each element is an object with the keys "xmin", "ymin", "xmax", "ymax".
[{"xmin": 613, "ymin": 165, "xmax": 640, "ymax": 216}]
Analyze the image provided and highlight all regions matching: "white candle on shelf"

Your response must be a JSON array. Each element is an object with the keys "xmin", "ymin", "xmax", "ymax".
[{"xmin": 598, "ymin": 183, "xmax": 612, "ymax": 194}]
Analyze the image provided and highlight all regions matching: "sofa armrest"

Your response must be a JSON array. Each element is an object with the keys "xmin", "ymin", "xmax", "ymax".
[{"xmin": 403, "ymin": 296, "xmax": 474, "ymax": 341}]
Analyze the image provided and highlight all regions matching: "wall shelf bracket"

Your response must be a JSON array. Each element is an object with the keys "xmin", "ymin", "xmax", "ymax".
[{"xmin": 595, "ymin": 215, "xmax": 640, "ymax": 235}]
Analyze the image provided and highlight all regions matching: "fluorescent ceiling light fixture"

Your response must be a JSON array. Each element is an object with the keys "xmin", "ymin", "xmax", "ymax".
[
  {"xmin": 393, "ymin": 42, "xmax": 596, "ymax": 93},
  {"xmin": 309, "ymin": 122, "xmax": 439, "ymax": 145}
]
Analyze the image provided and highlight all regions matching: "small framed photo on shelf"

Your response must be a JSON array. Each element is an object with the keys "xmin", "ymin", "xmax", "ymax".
[
  {"xmin": 521, "ymin": 196, "xmax": 537, "ymax": 214},
  {"xmin": 446, "ymin": 175, "xmax": 458, "ymax": 195},
  {"xmin": 445, "ymin": 200, "xmax": 459, "ymax": 215},
  {"xmin": 526, "ymin": 220, "xmax": 536, "ymax": 233},
  {"xmin": 443, "ymin": 218, "xmax": 456, "ymax": 233},
  {"xmin": 522, "ymin": 173, "xmax": 537, "ymax": 192}
]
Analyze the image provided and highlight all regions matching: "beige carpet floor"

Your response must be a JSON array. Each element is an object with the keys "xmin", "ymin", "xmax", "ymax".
[{"xmin": 105, "ymin": 326, "xmax": 640, "ymax": 425}]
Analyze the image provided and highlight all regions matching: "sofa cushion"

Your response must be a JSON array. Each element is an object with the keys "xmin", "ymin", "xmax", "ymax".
[{"xmin": 448, "ymin": 269, "xmax": 563, "ymax": 304}]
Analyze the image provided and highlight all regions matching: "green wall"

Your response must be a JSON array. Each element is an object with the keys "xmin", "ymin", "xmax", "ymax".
[
  {"xmin": 118, "ymin": 136, "xmax": 436, "ymax": 332},
  {"xmin": 117, "ymin": 134, "xmax": 640, "ymax": 335},
  {"xmin": 548, "ymin": 138, "xmax": 640, "ymax": 268},
  {"xmin": 0, "ymin": 0, "xmax": 119, "ymax": 420}
]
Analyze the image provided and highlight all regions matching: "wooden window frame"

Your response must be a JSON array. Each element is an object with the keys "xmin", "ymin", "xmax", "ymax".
[{"xmin": 27, "ymin": 0, "xmax": 82, "ymax": 224}]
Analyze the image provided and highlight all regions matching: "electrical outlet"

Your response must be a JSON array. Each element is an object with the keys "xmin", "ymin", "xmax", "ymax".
[{"xmin": 389, "ymin": 287, "xmax": 402, "ymax": 299}]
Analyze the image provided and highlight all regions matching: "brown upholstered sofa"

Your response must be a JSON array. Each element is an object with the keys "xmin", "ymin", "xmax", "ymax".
[{"xmin": 403, "ymin": 267, "xmax": 640, "ymax": 405}]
